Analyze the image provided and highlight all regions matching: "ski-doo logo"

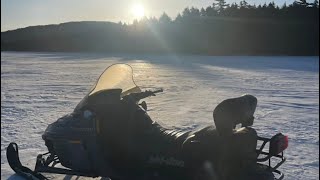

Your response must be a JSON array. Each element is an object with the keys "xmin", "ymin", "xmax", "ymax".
[{"xmin": 147, "ymin": 155, "xmax": 185, "ymax": 167}]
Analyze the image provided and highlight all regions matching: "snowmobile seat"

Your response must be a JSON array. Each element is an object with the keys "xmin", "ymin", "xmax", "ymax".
[
  {"xmin": 182, "ymin": 125, "xmax": 257, "ymax": 149},
  {"xmin": 218, "ymin": 126, "xmax": 258, "ymax": 179},
  {"xmin": 131, "ymin": 107, "xmax": 193, "ymax": 148},
  {"xmin": 186, "ymin": 125, "xmax": 257, "ymax": 178},
  {"xmin": 160, "ymin": 128, "xmax": 191, "ymax": 144}
]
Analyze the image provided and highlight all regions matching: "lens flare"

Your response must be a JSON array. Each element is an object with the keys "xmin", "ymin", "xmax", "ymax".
[{"xmin": 131, "ymin": 4, "xmax": 145, "ymax": 19}]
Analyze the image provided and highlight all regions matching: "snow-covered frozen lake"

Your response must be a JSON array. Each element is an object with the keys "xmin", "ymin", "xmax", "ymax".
[{"xmin": 1, "ymin": 52, "xmax": 319, "ymax": 180}]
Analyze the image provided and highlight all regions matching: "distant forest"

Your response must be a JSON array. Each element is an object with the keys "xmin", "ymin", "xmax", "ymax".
[{"xmin": 1, "ymin": 0, "xmax": 319, "ymax": 55}]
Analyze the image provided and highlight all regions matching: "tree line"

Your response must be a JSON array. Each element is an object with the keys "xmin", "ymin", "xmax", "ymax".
[
  {"xmin": 1, "ymin": 0, "xmax": 319, "ymax": 55},
  {"xmin": 135, "ymin": 0, "xmax": 319, "ymax": 24}
]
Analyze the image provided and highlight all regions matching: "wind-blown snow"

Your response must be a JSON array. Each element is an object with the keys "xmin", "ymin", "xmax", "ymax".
[{"xmin": 1, "ymin": 52, "xmax": 319, "ymax": 180}]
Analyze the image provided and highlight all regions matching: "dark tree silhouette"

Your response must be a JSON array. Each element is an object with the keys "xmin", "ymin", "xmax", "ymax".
[
  {"xmin": 159, "ymin": 12, "xmax": 172, "ymax": 24},
  {"xmin": 190, "ymin": 7, "xmax": 201, "ymax": 17},
  {"xmin": 215, "ymin": 0, "xmax": 229, "ymax": 15},
  {"xmin": 200, "ymin": 8, "xmax": 206, "ymax": 16}
]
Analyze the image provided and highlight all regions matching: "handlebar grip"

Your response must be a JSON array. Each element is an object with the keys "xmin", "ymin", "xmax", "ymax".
[
  {"xmin": 126, "ymin": 88, "xmax": 163, "ymax": 102},
  {"xmin": 152, "ymin": 88, "xmax": 163, "ymax": 94}
]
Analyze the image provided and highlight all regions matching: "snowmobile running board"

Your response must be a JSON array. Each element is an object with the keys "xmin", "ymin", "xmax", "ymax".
[
  {"xmin": 7, "ymin": 134, "xmax": 287, "ymax": 180},
  {"xmin": 6, "ymin": 142, "xmax": 98, "ymax": 180},
  {"xmin": 7, "ymin": 141, "xmax": 286, "ymax": 180}
]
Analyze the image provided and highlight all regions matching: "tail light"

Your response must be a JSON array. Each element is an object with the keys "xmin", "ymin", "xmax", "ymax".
[{"xmin": 269, "ymin": 133, "xmax": 288, "ymax": 156}]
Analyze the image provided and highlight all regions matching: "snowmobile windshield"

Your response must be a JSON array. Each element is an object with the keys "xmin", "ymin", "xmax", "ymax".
[
  {"xmin": 74, "ymin": 64, "xmax": 141, "ymax": 111},
  {"xmin": 88, "ymin": 64, "xmax": 141, "ymax": 96}
]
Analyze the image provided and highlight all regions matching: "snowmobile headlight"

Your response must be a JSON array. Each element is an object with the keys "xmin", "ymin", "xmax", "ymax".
[
  {"xmin": 269, "ymin": 133, "xmax": 288, "ymax": 156},
  {"xmin": 83, "ymin": 110, "xmax": 93, "ymax": 119}
]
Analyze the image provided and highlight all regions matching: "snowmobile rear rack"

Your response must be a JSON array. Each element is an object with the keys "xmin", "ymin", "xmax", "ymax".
[{"xmin": 256, "ymin": 133, "xmax": 288, "ymax": 180}]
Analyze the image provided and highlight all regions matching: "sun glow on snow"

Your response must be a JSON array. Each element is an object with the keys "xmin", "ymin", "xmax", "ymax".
[{"xmin": 131, "ymin": 4, "xmax": 145, "ymax": 19}]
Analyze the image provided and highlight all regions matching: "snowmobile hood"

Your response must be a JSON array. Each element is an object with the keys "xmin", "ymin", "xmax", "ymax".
[{"xmin": 74, "ymin": 64, "xmax": 141, "ymax": 111}]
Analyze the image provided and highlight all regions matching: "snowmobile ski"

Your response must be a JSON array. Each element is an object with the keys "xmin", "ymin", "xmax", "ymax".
[{"xmin": 6, "ymin": 142, "xmax": 48, "ymax": 180}]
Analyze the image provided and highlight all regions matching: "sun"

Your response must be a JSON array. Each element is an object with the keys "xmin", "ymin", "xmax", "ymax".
[{"xmin": 131, "ymin": 4, "xmax": 145, "ymax": 19}]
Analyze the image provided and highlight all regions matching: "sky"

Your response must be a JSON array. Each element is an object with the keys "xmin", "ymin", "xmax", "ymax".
[{"xmin": 1, "ymin": 0, "xmax": 303, "ymax": 32}]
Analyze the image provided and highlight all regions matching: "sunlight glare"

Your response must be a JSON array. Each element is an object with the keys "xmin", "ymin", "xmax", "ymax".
[{"xmin": 131, "ymin": 4, "xmax": 145, "ymax": 19}]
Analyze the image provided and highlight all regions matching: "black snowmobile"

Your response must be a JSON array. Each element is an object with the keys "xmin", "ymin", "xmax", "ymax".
[{"xmin": 7, "ymin": 64, "xmax": 288, "ymax": 180}]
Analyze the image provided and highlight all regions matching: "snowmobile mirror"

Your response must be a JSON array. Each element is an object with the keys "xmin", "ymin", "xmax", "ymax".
[
  {"xmin": 269, "ymin": 133, "xmax": 288, "ymax": 156},
  {"xmin": 140, "ymin": 101, "xmax": 147, "ymax": 111}
]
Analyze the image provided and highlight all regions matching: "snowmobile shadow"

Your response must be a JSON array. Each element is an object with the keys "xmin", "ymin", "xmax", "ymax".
[
  {"xmin": 11, "ymin": 52, "xmax": 317, "ymax": 72},
  {"xmin": 6, "ymin": 174, "xmax": 111, "ymax": 180},
  {"xmin": 6, "ymin": 174, "xmax": 25, "ymax": 180},
  {"xmin": 63, "ymin": 175, "xmax": 77, "ymax": 180},
  {"xmin": 62, "ymin": 175, "xmax": 110, "ymax": 180}
]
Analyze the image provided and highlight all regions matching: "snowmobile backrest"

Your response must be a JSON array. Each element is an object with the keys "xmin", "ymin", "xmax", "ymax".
[{"xmin": 213, "ymin": 94, "xmax": 257, "ymax": 136}]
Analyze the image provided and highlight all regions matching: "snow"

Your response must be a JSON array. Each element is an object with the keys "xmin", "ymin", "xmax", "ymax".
[{"xmin": 1, "ymin": 52, "xmax": 319, "ymax": 180}]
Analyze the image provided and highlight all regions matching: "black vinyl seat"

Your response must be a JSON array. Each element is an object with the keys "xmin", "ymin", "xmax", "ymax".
[{"xmin": 89, "ymin": 92, "xmax": 259, "ymax": 179}]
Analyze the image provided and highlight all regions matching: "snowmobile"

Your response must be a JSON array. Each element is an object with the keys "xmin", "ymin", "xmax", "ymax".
[{"xmin": 7, "ymin": 64, "xmax": 288, "ymax": 180}]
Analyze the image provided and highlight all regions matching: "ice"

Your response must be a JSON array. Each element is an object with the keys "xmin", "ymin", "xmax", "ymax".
[{"xmin": 1, "ymin": 52, "xmax": 319, "ymax": 179}]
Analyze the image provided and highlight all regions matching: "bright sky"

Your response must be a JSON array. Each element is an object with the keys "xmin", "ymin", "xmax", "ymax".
[{"xmin": 1, "ymin": 0, "xmax": 301, "ymax": 32}]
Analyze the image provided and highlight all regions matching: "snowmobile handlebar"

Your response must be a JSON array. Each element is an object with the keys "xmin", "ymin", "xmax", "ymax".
[
  {"xmin": 150, "ymin": 88, "xmax": 164, "ymax": 94},
  {"xmin": 138, "ymin": 88, "xmax": 163, "ymax": 99},
  {"xmin": 124, "ymin": 88, "xmax": 164, "ymax": 102}
]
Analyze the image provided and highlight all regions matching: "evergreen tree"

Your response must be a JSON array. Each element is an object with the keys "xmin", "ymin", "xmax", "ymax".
[
  {"xmin": 282, "ymin": 2, "xmax": 287, "ymax": 9},
  {"xmin": 182, "ymin": 7, "xmax": 191, "ymax": 17},
  {"xmin": 215, "ymin": 0, "xmax": 229, "ymax": 15},
  {"xmin": 297, "ymin": 0, "xmax": 309, "ymax": 6},
  {"xmin": 159, "ymin": 12, "xmax": 172, "ymax": 24},
  {"xmin": 190, "ymin": 7, "xmax": 201, "ymax": 17},
  {"xmin": 205, "ymin": 6, "xmax": 218, "ymax": 16},
  {"xmin": 200, "ymin": 8, "xmax": 206, "ymax": 16},
  {"xmin": 175, "ymin": 13, "xmax": 183, "ymax": 22},
  {"xmin": 313, "ymin": 0, "xmax": 319, "ymax": 8},
  {"xmin": 240, "ymin": 0, "xmax": 249, "ymax": 8}
]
